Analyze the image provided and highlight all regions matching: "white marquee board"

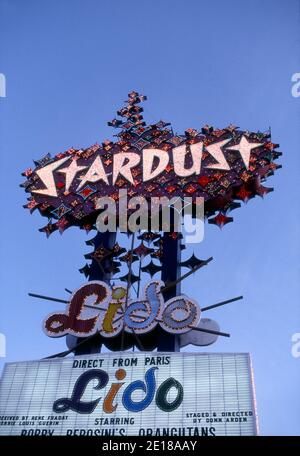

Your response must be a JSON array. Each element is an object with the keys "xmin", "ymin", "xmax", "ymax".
[{"xmin": 0, "ymin": 352, "xmax": 258, "ymax": 436}]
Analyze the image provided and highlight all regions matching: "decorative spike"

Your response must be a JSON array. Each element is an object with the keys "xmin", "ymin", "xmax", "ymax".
[
  {"xmin": 21, "ymin": 168, "xmax": 33, "ymax": 177},
  {"xmin": 20, "ymin": 180, "xmax": 32, "ymax": 189},
  {"xmin": 24, "ymin": 198, "xmax": 39, "ymax": 213},
  {"xmin": 133, "ymin": 242, "xmax": 154, "ymax": 259},
  {"xmin": 137, "ymin": 231, "xmax": 161, "ymax": 244},
  {"xmin": 33, "ymin": 153, "xmax": 52, "ymax": 168},
  {"xmin": 201, "ymin": 125, "xmax": 214, "ymax": 134},
  {"xmin": 82, "ymin": 224, "xmax": 94, "ymax": 233},
  {"xmin": 119, "ymin": 252, "xmax": 139, "ymax": 265},
  {"xmin": 151, "ymin": 248, "xmax": 164, "ymax": 262},
  {"xmin": 226, "ymin": 202, "xmax": 241, "ymax": 212},
  {"xmin": 111, "ymin": 243, "xmax": 126, "ymax": 257},
  {"xmin": 85, "ymin": 235, "xmax": 99, "ymax": 247},
  {"xmin": 226, "ymin": 124, "xmax": 238, "ymax": 132},
  {"xmin": 79, "ymin": 264, "xmax": 91, "ymax": 278},
  {"xmin": 208, "ymin": 212, "xmax": 233, "ymax": 229},
  {"xmin": 39, "ymin": 222, "xmax": 58, "ymax": 238},
  {"xmin": 235, "ymin": 187, "xmax": 253, "ymax": 203},
  {"xmin": 141, "ymin": 260, "xmax": 162, "ymax": 278},
  {"xmin": 107, "ymin": 118, "xmax": 123, "ymax": 128},
  {"xmin": 84, "ymin": 245, "xmax": 110, "ymax": 262},
  {"xmin": 256, "ymin": 185, "xmax": 273, "ymax": 198},
  {"xmin": 56, "ymin": 217, "xmax": 69, "ymax": 234},
  {"xmin": 180, "ymin": 254, "xmax": 207, "ymax": 270},
  {"xmin": 110, "ymin": 92, "xmax": 149, "ymax": 132}
]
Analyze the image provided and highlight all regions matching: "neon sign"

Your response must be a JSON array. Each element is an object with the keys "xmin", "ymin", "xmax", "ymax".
[
  {"xmin": 43, "ymin": 280, "xmax": 201, "ymax": 338},
  {"xmin": 29, "ymin": 138, "xmax": 261, "ymax": 196},
  {"xmin": 22, "ymin": 92, "xmax": 281, "ymax": 235}
]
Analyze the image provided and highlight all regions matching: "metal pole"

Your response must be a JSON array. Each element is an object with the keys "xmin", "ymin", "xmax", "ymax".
[
  {"xmin": 157, "ymin": 210, "xmax": 181, "ymax": 352},
  {"xmin": 66, "ymin": 231, "xmax": 117, "ymax": 355}
]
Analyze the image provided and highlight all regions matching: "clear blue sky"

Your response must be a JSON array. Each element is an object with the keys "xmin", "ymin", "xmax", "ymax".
[{"xmin": 0, "ymin": 0, "xmax": 299, "ymax": 436}]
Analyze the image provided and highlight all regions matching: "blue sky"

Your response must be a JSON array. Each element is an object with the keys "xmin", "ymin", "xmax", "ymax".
[{"xmin": 0, "ymin": 0, "xmax": 299, "ymax": 435}]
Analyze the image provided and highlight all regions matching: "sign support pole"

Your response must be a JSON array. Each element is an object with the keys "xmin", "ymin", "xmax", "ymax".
[
  {"xmin": 67, "ymin": 231, "xmax": 117, "ymax": 355},
  {"xmin": 157, "ymin": 211, "xmax": 181, "ymax": 352}
]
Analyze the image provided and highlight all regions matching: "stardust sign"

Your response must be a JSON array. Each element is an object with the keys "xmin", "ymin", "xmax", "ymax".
[
  {"xmin": 21, "ymin": 92, "xmax": 281, "ymax": 235},
  {"xmin": 0, "ymin": 353, "xmax": 258, "ymax": 436}
]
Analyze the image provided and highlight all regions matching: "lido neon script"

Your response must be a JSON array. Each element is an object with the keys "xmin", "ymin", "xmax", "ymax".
[{"xmin": 43, "ymin": 279, "xmax": 201, "ymax": 338}]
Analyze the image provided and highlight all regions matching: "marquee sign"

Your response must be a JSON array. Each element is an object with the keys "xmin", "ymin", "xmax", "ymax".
[
  {"xmin": 43, "ymin": 279, "xmax": 201, "ymax": 339},
  {"xmin": 0, "ymin": 353, "xmax": 258, "ymax": 436},
  {"xmin": 21, "ymin": 91, "xmax": 281, "ymax": 234}
]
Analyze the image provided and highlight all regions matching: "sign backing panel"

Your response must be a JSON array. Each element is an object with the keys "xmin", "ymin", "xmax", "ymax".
[{"xmin": 0, "ymin": 352, "xmax": 258, "ymax": 436}]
